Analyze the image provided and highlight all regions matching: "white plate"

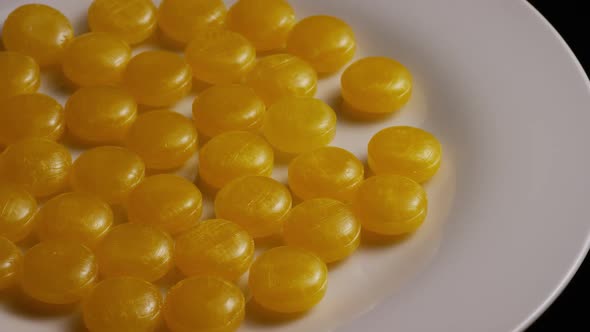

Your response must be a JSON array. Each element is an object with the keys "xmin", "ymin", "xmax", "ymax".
[{"xmin": 2, "ymin": 0, "xmax": 590, "ymax": 331}]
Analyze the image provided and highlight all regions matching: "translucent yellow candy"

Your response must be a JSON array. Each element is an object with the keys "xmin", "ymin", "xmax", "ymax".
[
  {"xmin": 62, "ymin": 32, "xmax": 131, "ymax": 87},
  {"xmin": 175, "ymin": 219, "xmax": 254, "ymax": 280},
  {"xmin": 164, "ymin": 276, "xmax": 244, "ymax": 332},
  {"xmin": 215, "ymin": 176, "xmax": 291, "ymax": 238},
  {"xmin": 65, "ymin": 86, "xmax": 138, "ymax": 145},
  {"xmin": 246, "ymin": 54, "xmax": 317, "ymax": 106},
  {"xmin": 341, "ymin": 56, "xmax": 412, "ymax": 115},
  {"xmin": 88, "ymin": 0, "xmax": 158, "ymax": 45},
  {"xmin": 21, "ymin": 241, "xmax": 97, "ymax": 304},
  {"xmin": 70, "ymin": 146, "xmax": 145, "ymax": 205},
  {"xmin": 2, "ymin": 4, "xmax": 73, "ymax": 67},
  {"xmin": 227, "ymin": 0, "xmax": 295, "ymax": 51},
  {"xmin": 368, "ymin": 126, "xmax": 442, "ymax": 183},
  {"xmin": 263, "ymin": 97, "xmax": 336, "ymax": 154},
  {"xmin": 352, "ymin": 175, "xmax": 427, "ymax": 235},
  {"xmin": 83, "ymin": 277, "xmax": 162, "ymax": 332},
  {"xmin": 192, "ymin": 84, "xmax": 265, "ymax": 138},
  {"xmin": 35, "ymin": 192, "xmax": 113, "ymax": 249},
  {"xmin": 123, "ymin": 51, "xmax": 192, "ymax": 107},
  {"xmin": 249, "ymin": 246, "xmax": 327, "ymax": 313},
  {"xmin": 0, "ymin": 93, "xmax": 65, "ymax": 146},
  {"xmin": 0, "ymin": 236, "xmax": 21, "ymax": 290},
  {"xmin": 126, "ymin": 110, "xmax": 197, "ymax": 170},
  {"xmin": 287, "ymin": 15, "xmax": 356, "ymax": 74},
  {"xmin": 288, "ymin": 146, "xmax": 364, "ymax": 201},
  {"xmin": 127, "ymin": 174, "xmax": 203, "ymax": 235},
  {"xmin": 0, "ymin": 138, "xmax": 71, "ymax": 198},
  {"xmin": 96, "ymin": 223, "xmax": 174, "ymax": 282},
  {"xmin": 283, "ymin": 198, "xmax": 360, "ymax": 263},
  {"xmin": 0, "ymin": 184, "xmax": 37, "ymax": 243},
  {"xmin": 158, "ymin": 0, "xmax": 227, "ymax": 46},
  {"xmin": 199, "ymin": 131, "xmax": 274, "ymax": 190},
  {"xmin": 0, "ymin": 52, "xmax": 40, "ymax": 101}
]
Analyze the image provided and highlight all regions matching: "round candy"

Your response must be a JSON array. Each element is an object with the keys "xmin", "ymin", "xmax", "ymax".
[
  {"xmin": 175, "ymin": 219, "xmax": 254, "ymax": 280},
  {"xmin": 227, "ymin": 0, "xmax": 295, "ymax": 51},
  {"xmin": 0, "ymin": 138, "xmax": 71, "ymax": 198},
  {"xmin": 83, "ymin": 277, "xmax": 162, "ymax": 332},
  {"xmin": 352, "ymin": 175, "xmax": 427, "ymax": 235},
  {"xmin": 2, "ymin": 4, "xmax": 73, "ymax": 66},
  {"xmin": 126, "ymin": 110, "xmax": 197, "ymax": 170},
  {"xmin": 65, "ymin": 86, "xmax": 138, "ymax": 145},
  {"xmin": 96, "ymin": 223, "xmax": 174, "ymax": 282},
  {"xmin": 0, "ymin": 184, "xmax": 37, "ymax": 242},
  {"xmin": 0, "ymin": 51, "xmax": 40, "ymax": 100},
  {"xmin": 263, "ymin": 97, "xmax": 336, "ymax": 154},
  {"xmin": 288, "ymin": 146, "xmax": 364, "ymax": 201},
  {"xmin": 287, "ymin": 15, "xmax": 356, "ymax": 74},
  {"xmin": 0, "ymin": 93, "xmax": 65, "ymax": 146},
  {"xmin": 192, "ymin": 84, "xmax": 265, "ymax": 138},
  {"xmin": 246, "ymin": 54, "xmax": 317, "ymax": 106},
  {"xmin": 35, "ymin": 192, "xmax": 113, "ymax": 249},
  {"xmin": 158, "ymin": 0, "xmax": 227, "ymax": 46},
  {"xmin": 127, "ymin": 174, "xmax": 203, "ymax": 235},
  {"xmin": 123, "ymin": 51, "xmax": 192, "ymax": 107},
  {"xmin": 368, "ymin": 126, "xmax": 442, "ymax": 183},
  {"xmin": 0, "ymin": 236, "xmax": 22, "ymax": 290},
  {"xmin": 199, "ymin": 131, "xmax": 273, "ymax": 190},
  {"xmin": 62, "ymin": 32, "xmax": 131, "ymax": 87},
  {"xmin": 88, "ymin": 0, "xmax": 158, "ymax": 45},
  {"xmin": 249, "ymin": 246, "xmax": 327, "ymax": 313},
  {"xmin": 341, "ymin": 56, "xmax": 413, "ymax": 115},
  {"xmin": 215, "ymin": 176, "xmax": 291, "ymax": 238},
  {"xmin": 164, "ymin": 276, "xmax": 245, "ymax": 332},
  {"xmin": 21, "ymin": 241, "xmax": 97, "ymax": 304},
  {"xmin": 70, "ymin": 146, "xmax": 145, "ymax": 204},
  {"xmin": 283, "ymin": 198, "xmax": 360, "ymax": 263}
]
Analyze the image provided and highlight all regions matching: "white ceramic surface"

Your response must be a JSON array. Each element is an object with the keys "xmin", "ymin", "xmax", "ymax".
[{"xmin": 1, "ymin": 0, "xmax": 589, "ymax": 331}]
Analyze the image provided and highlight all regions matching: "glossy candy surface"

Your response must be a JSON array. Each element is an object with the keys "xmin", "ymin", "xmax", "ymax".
[
  {"xmin": 0, "ymin": 52, "xmax": 40, "ymax": 100},
  {"xmin": 88, "ymin": 0, "xmax": 158, "ymax": 45},
  {"xmin": 0, "ymin": 236, "xmax": 22, "ymax": 290},
  {"xmin": 352, "ymin": 174, "xmax": 427, "ymax": 235},
  {"xmin": 0, "ymin": 185, "xmax": 36, "ymax": 242},
  {"xmin": 158, "ymin": 0, "xmax": 227, "ymax": 46},
  {"xmin": 164, "ymin": 276, "xmax": 245, "ymax": 332}
]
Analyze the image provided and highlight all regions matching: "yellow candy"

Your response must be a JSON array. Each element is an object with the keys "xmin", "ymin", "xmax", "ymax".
[
  {"xmin": 199, "ymin": 131, "xmax": 274, "ymax": 190},
  {"xmin": 192, "ymin": 84, "xmax": 265, "ymax": 138},
  {"xmin": 164, "ymin": 276, "xmax": 245, "ymax": 332},
  {"xmin": 70, "ymin": 146, "xmax": 145, "ymax": 204},
  {"xmin": 0, "ymin": 93, "xmax": 65, "ymax": 146},
  {"xmin": 0, "ymin": 138, "xmax": 71, "ymax": 198},
  {"xmin": 287, "ymin": 15, "xmax": 356, "ymax": 74},
  {"xmin": 127, "ymin": 174, "xmax": 203, "ymax": 235},
  {"xmin": 35, "ymin": 192, "xmax": 113, "ymax": 249},
  {"xmin": 0, "ymin": 236, "xmax": 22, "ymax": 290},
  {"xmin": 0, "ymin": 184, "xmax": 37, "ymax": 243},
  {"xmin": 368, "ymin": 126, "xmax": 442, "ymax": 183},
  {"xmin": 227, "ymin": 0, "xmax": 295, "ymax": 51},
  {"xmin": 249, "ymin": 246, "xmax": 327, "ymax": 313},
  {"xmin": 341, "ymin": 56, "xmax": 412, "ymax": 115},
  {"xmin": 175, "ymin": 219, "xmax": 254, "ymax": 280},
  {"xmin": 2, "ymin": 4, "xmax": 73, "ymax": 67},
  {"xmin": 126, "ymin": 110, "xmax": 197, "ymax": 170},
  {"xmin": 123, "ymin": 51, "xmax": 192, "ymax": 107},
  {"xmin": 83, "ymin": 277, "xmax": 162, "ymax": 332},
  {"xmin": 185, "ymin": 29, "xmax": 256, "ymax": 84},
  {"xmin": 96, "ymin": 223, "xmax": 174, "ymax": 282},
  {"xmin": 88, "ymin": 0, "xmax": 158, "ymax": 45},
  {"xmin": 0, "ymin": 51, "xmax": 40, "ymax": 100},
  {"xmin": 283, "ymin": 198, "xmax": 360, "ymax": 263},
  {"xmin": 352, "ymin": 175, "xmax": 427, "ymax": 235},
  {"xmin": 62, "ymin": 32, "xmax": 131, "ymax": 87},
  {"xmin": 246, "ymin": 54, "xmax": 317, "ymax": 106},
  {"xmin": 263, "ymin": 97, "xmax": 336, "ymax": 154},
  {"xmin": 215, "ymin": 176, "xmax": 291, "ymax": 238},
  {"xmin": 158, "ymin": 0, "xmax": 227, "ymax": 46},
  {"xmin": 65, "ymin": 86, "xmax": 138, "ymax": 145},
  {"xmin": 21, "ymin": 241, "xmax": 97, "ymax": 304}
]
